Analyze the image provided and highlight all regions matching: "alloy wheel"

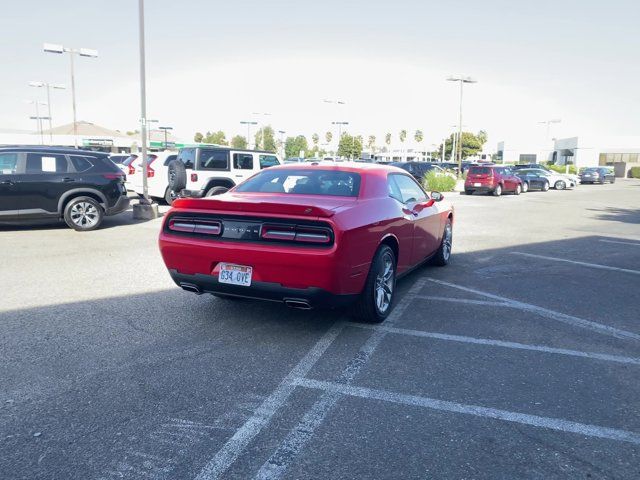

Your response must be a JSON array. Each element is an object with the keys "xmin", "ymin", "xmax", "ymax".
[
  {"xmin": 442, "ymin": 223, "xmax": 452, "ymax": 261},
  {"xmin": 374, "ymin": 252, "xmax": 395, "ymax": 314},
  {"xmin": 70, "ymin": 202, "xmax": 100, "ymax": 228}
]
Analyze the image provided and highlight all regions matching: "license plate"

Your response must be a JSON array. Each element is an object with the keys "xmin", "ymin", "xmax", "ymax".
[
  {"xmin": 473, "ymin": 182, "xmax": 482, "ymax": 187},
  {"xmin": 218, "ymin": 263, "xmax": 252, "ymax": 287}
]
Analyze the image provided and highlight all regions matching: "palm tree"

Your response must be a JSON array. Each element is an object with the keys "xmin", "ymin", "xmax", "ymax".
[
  {"xmin": 312, "ymin": 133, "xmax": 320, "ymax": 146},
  {"xmin": 367, "ymin": 135, "xmax": 376, "ymax": 152},
  {"xmin": 325, "ymin": 131, "xmax": 333, "ymax": 144},
  {"xmin": 414, "ymin": 130, "xmax": 424, "ymax": 143},
  {"xmin": 399, "ymin": 130, "xmax": 407, "ymax": 144},
  {"xmin": 385, "ymin": 132, "xmax": 391, "ymax": 146}
]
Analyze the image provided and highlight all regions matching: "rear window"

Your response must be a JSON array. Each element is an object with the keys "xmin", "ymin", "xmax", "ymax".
[
  {"xmin": 469, "ymin": 167, "xmax": 492, "ymax": 175},
  {"xmin": 236, "ymin": 169, "xmax": 361, "ymax": 197},
  {"xmin": 123, "ymin": 155, "xmax": 137, "ymax": 166}
]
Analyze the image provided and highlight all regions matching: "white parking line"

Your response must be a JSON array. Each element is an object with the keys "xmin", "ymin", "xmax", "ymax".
[
  {"xmin": 511, "ymin": 252, "xmax": 640, "ymax": 275},
  {"xmin": 294, "ymin": 378, "xmax": 640, "ymax": 446},
  {"xmin": 417, "ymin": 295, "xmax": 509, "ymax": 307},
  {"xmin": 252, "ymin": 280, "xmax": 426, "ymax": 480},
  {"xmin": 600, "ymin": 239, "xmax": 640, "ymax": 247},
  {"xmin": 426, "ymin": 278, "xmax": 640, "ymax": 341},
  {"xmin": 194, "ymin": 321, "xmax": 346, "ymax": 480},
  {"xmin": 350, "ymin": 323, "xmax": 640, "ymax": 366}
]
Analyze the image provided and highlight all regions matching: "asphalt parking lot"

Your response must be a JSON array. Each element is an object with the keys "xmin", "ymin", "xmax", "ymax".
[{"xmin": 1, "ymin": 180, "xmax": 640, "ymax": 479}]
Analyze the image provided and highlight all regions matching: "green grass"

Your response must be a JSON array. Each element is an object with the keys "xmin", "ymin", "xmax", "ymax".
[{"xmin": 630, "ymin": 166, "xmax": 640, "ymax": 178}]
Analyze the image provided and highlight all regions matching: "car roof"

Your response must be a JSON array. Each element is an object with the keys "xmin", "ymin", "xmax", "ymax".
[
  {"xmin": 0, "ymin": 146, "xmax": 108, "ymax": 156},
  {"xmin": 267, "ymin": 161, "xmax": 407, "ymax": 176}
]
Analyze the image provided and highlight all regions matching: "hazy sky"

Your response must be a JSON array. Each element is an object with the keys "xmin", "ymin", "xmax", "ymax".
[{"xmin": 1, "ymin": 0, "xmax": 638, "ymax": 149}]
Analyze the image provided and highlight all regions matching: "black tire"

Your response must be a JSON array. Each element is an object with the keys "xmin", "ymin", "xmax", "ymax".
[
  {"xmin": 522, "ymin": 182, "xmax": 529, "ymax": 193},
  {"xmin": 492, "ymin": 184, "xmax": 503, "ymax": 197},
  {"xmin": 167, "ymin": 160, "xmax": 187, "ymax": 192},
  {"xmin": 555, "ymin": 180, "xmax": 566, "ymax": 190},
  {"xmin": 431, "ymin": 218, "xmax": 453, "ymax": 266},
  {"xmin": 514, "ymin": 184, "xmax": 522, "ymax": 195},
  {"xmin": 206, "ymin": 186, "xmax": 229, "ymax": 196},
  {"xmin": 464, "ymin": 189, "xmax": 474, "ymax": 195},
  {"xmin": 542, "ymin": 181, "xmax": 550, "ymax": 191},
  {"xmin": 611, "ymin": 177, "xmax": 616, "ymax": 184},
  {"xmin": 164, "ymin": 186, "xmax": 178, "ymax": 205},
  {"xmin": 63, "ymin": 196, "xmax": 104, "ymax": 231},
  {"xmin": 599, "ymin": 177, "xmax": 605, "ymax": 184},
  {"xmin": 351, "ymin": 245, "xmax": 396, "ymax": 323}
]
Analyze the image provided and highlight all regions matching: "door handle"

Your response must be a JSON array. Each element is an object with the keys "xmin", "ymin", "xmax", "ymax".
[
  {"xmin": 1, "ymin": 180, "xmax": 14, "ymax": 185},
  {"xmin": 62, "ymin": 177, "xmax": 75, "ymax": 183}
]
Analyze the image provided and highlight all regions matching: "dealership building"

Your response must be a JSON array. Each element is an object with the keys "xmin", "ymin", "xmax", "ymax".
[
  {"xmin": 497, "ymin": 135, "xmax": 640, "ymax": 176},
  {"xmin": 0, "ymin": 121, "xmax": 183, "ymax": 153}
]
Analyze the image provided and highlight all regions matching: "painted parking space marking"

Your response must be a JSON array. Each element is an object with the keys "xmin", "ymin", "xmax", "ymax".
[
  {"xmin": 350, "ymin": 323, "xmax": 640, "ymax": 366},
  {"xmin": 417, "ymin": 295, "xmax": 509, "ymax": 307},
  {"xmin": 511, "ymin": 251, "xmax": 640, "ymax": 275},
  {"xmin": 251, "ymin": 280, "xmax": 426, "ymax": 480},
  {"xmin": 599, "ymin": 239, "xmax": 640, "ymax": 247},
  {"xmin": 194, "ymin": 321, "xmax": 346, "ymax": 480},
  {"xmin": 293, "ymin": 378, "xmax": 640, "ymax": 446},
  {"xmin": 426, "ymin": 278, "xmax": 640, "ymax": 341}
]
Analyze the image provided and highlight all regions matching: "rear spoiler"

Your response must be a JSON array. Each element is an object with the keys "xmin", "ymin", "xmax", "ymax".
[{"xmin": 172, "ymin": 197, "xmax": 336, "ymax": 218}]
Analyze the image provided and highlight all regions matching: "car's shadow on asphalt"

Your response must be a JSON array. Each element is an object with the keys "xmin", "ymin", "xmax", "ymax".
[{"xmin": 588, "ymin": 206, "xmax": 640, "ymax": 225}]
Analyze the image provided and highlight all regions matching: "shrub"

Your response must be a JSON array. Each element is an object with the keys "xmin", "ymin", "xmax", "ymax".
[
  {"xmin": 422, "ymin": 170, "xmax": 457, "ymax": 192},
  {"xmin": 630, "ymin": 166, "xmax": 640, "ymax": 178},
  {"xmin": 547, "ymin": 164, "xmax": 577, "ymax": 175}
]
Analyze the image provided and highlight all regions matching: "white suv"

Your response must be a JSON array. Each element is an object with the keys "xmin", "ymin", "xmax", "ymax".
[{"xmin": 166, "ymin": 147, "xmax": 281, "ymax": 203}]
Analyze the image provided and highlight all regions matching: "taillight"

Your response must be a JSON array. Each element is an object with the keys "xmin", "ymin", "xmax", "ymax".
[
  {"xmin": 261, "ymin": 224, "xmax": 332, "ymax": 244},
  {"xmin": 128, "ymin": 165, "xmax": 135, "ymax": 175},
  {"xmin": 191, "ymin": 173, "xmax": 198, "ymax": 182},
  {"xmin": 103, "ymin": 172, "xmax": 125, "ymax": 180},
  {"xmin": 147, "ymin": 168, "xmax": 154, "ymax": 178},
  {"xmin": 168, "ymin": 217, "xmax": 221, "ymax": 235}
]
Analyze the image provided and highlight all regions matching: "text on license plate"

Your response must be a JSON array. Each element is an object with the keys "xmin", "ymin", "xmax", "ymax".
[
  {"xmin": 473, "ymin": 182, "xmax": 482, "ymax": 187},
  {"xmin": 218, "ymin": 263, "xmax": 252, "ymax": 286}
]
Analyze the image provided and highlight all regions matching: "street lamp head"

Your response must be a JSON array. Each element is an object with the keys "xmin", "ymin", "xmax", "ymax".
[
  {"xmin": 51, "ymin": 84, "xmax": 66, "ymax": 90},
  {"xmin": 447, "ymin": 75, "xmax": 477, "ymax": 83},
  {"xmin": 43, "ymin": 43, "xmax": 64, "ymax": 54},
  {"xmin": 28, "ymin": 81, "xmax": 45, "ymax": 88},
  {"xmin": 159, "ymin": 126, "xmax": 173, "ymax": 130},
  {"xmin": 79, "ymin": 48, "xmax": 98, "ymax": 58}
]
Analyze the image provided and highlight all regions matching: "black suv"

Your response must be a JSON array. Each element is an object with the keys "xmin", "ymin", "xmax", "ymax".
[{"xmin": 0, "ymin": 146, "xmax": 130, "ymax": 231}]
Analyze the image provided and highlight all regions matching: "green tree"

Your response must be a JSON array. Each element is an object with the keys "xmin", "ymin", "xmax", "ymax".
[
  {"xmin": 414, "ymin": 130, "xmax": 424, "ymax": 144},
  {"xmin": 194, "ymin": 132, "xmax": 204, "ymax": 142},
  {"xmin": 325, "ymin": 131, "xmax": 333, "ymax": 144},
  {"xmin": 312, "ymin": 133, "xmax": 320, "ymax": 146},
  {"xmin": 285, "ymin": 135, "xmax": 309, "ymax": 158},
  {"xmin": 399, "ymin": 130, "xmax": 407, "ymax": 144},
  {"xmin": 477, "ymin": 129, "xmax": 488, "ymax": 145},
  {"xmin": 254, "ymin": 125, "xmax": 277, "ymax": 152},
  {"xmin": 230, "ymin": 135, "xmax": 248, "ymax": 149},
  {"xmin": 203, "ymin": 130, "xmax": 227, "ymax": 145},
  {"xmin": 437, "ymin": 131, "xmax": 486, "ymax": 161},
  {"xmin": 337, "ymin": 133, "xmax": 363, "ymax": 160},
  {"xmin": 385, "ymin": 132, "xmax": 392, "ymax": 146}
]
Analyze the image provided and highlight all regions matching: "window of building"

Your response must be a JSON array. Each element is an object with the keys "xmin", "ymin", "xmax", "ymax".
[{"xmin": 518, "ymin": 154, "xmax": 537, "ymax": 163}]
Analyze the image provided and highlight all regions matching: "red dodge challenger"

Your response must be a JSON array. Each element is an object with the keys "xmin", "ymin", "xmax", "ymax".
[{"xmin": 158, "ymin": 163, "xmax": 454, "ymax": 323}]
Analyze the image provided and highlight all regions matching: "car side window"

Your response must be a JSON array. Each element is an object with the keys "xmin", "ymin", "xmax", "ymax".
[
  {"xmin": 25, "ymin": 153, "xmax": 68, "ymax": 174},
  {"xmin": 233, "ymin": 153, "xmax": 254, "ymax": 170},
  {"xmin": 178, "ymin": 149, "xmax": 195, "ymax": 169},
  {"xmin": 390, "ymin": 174, "xmax": 427, "ymax": 204},
  {"xmin": 69, "ymin": 155, "xmax": 94, "ymax": 172},
  {"xmin": 259, "ymin": 155, "xmax": 280, "ymax": 169},
  {"xmin": 199, "ymin": 149, "xmax": 229, "ymax": 170},
  {"xmin": 0, "ymin": 152, "xmax": 19, "ymax": 174}
]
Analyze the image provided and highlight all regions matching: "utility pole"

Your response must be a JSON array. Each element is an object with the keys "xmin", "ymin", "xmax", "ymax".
[
  {"xmin": 29, "ymin": 82, "xmax": 65, "ymax": 144},
  {"xmin": 240, "ymin": 121, "xmax": 258, "ymax": 148}
]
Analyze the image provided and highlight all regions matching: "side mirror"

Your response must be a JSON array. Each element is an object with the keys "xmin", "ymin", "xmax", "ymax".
[{"xmin": 431, "ymin": 191, "xmax": 444, "ymax": 202}]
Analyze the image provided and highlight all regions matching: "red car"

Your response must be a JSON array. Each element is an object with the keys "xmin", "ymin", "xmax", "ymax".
[
  {"xmin": 464, "ymin": 165, "xmax": 523, "ymax": 196},
  {"xmin": 158, "ymin": 164, "xmax": 454, "ymax": 323}
]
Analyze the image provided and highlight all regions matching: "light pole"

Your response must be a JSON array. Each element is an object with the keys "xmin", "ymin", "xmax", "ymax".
[
  {"xmin": 43, "ymin": 43, "xmax": 98, "ymax": 148},
  {"xmin": 252, "ymin": 112, "xmax": 272, "ymax": 150},
  {"xmin": 28, "ymin": 82, "xmax": 65, "ymax": 144},
  {"xmin": 26, "ymin": 100, "xmax": 48, "ymax": 144},
  {"xmin": 146, "ymin": 118, "xmax": 159, "ymax": 145},
  {"xmin": 158, "ymin": 126, "xmax": 173, "ymax": 149},
  {"xmin": 332, "ymin": 121, "xmax": 349, "ymax": 157},
  {"xmin": 278, "ymin": 130, "xmax": 286, "ymax": 158},
  {"xmin": 447, "ymin": 75, "xmax": 477, "ymax": 174},
  {"xmin": 538, "ymin": 119, "xmax": 561, "ymax": 142},
  {"xmin": 240, "ymin": 121, "xmax": 258, "ymax": 148}
]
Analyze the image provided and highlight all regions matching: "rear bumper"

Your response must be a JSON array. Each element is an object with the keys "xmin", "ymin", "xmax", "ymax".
[
  {"xmin": 105, "ymin": 195, "xmax": 130, "ymax": 216},
  {"xmin": 168, "ymin": 269, "xmax": 358, "ymax": 308},
  {"xmin": 464, "ymin": 185, "xmax": 494, "ymax": 193}
]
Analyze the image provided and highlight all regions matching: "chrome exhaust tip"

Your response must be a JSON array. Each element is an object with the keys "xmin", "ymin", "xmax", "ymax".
[
  {"xmin": 180, "ymin": 283, "xmax": 202, "ymax": 295},
  {"xmin": 284, "ymin": 299, "xmax": 312, "ymax": 310}
]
